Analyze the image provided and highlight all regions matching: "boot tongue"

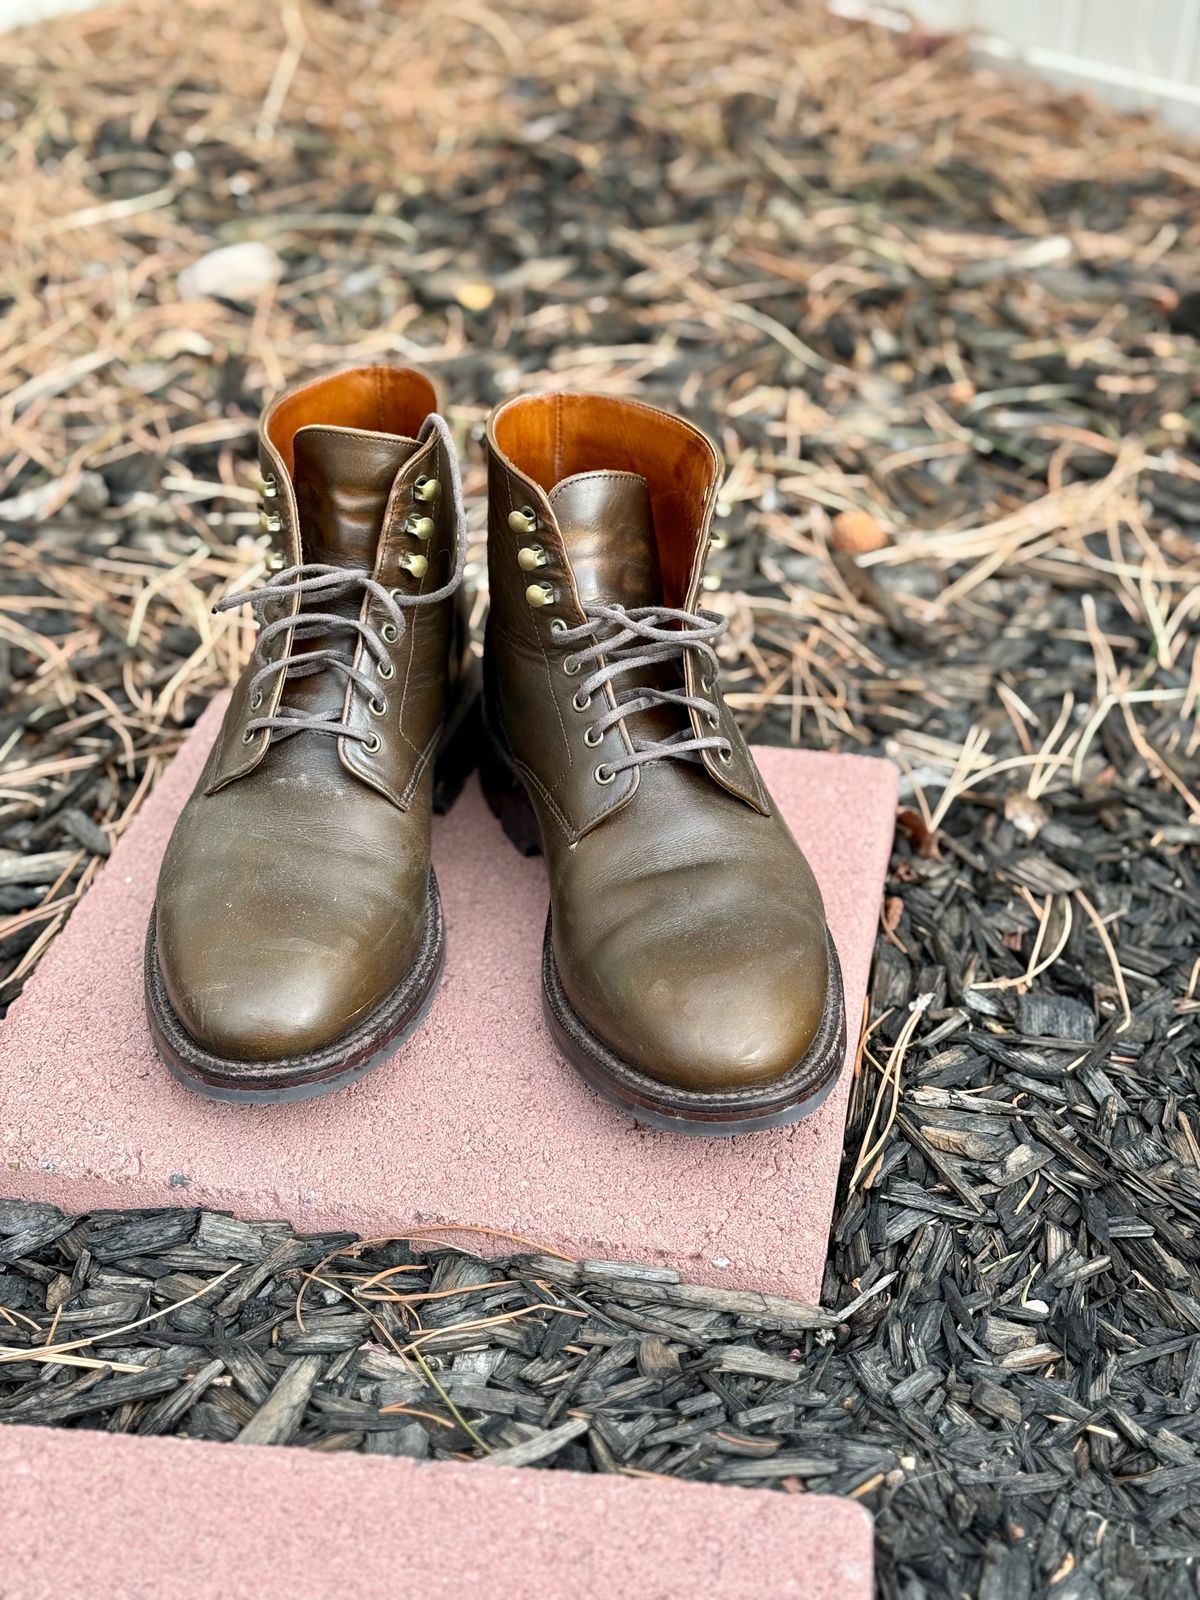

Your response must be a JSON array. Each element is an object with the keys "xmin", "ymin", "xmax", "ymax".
[
  {"xmin": 281, "ymin": 424, "xmax": 417, "ymax": 734},
  {"xmin": 549, "ymin": 471, "xmax": 662, "ymax": 609},
  {"xmin": 552, "ymin": 470, "xmax": 684, "ymax": 750},
  {"xmin": 292, "ymin": 424, "xmax": 417, "ymax": 568}
]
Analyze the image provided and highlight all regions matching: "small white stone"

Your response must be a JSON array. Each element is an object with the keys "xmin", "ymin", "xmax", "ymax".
[{"xmin": 179, "ymin": 242, "xmax": 282, "ymax": 303}]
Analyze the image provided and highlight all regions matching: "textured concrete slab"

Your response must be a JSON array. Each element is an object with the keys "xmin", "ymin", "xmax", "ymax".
[
  {"xmin": 0, "ymin": 1424, "xmax": 873, "ymax": 1600},
  {"xmin": 0, "ymin": 695, "xmax": 896, "ymax": 1300}
]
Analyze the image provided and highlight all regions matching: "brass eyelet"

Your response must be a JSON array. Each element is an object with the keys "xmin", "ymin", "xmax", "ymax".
[
  {"xmin": 378, "ymin": 661, "xmax": 395, "ymax": 681},
  {"xmin": 259, "ymin": 508, "xmax": 282, "ymax": 535},
  {"xmin": 706, "ymin": 711, "xmax": 719, "ymax": 730},
  {"xmin": 525, "ymin": 582, "xmax": 554, "ymax": 608},
  {"xmin": 261, "ymin": 473, "xmax": 278, "ymax": 500},
  {"xmin": 413, "ymin": 476, "xmax": 441, "ymax": 503},
  {"xmin": 509, "ymin": 507, "xmax": 537, "ymax": 535},
  {"xmin": 594, "ymin": 763, "xmax": 616, "ymax": 786},
  {"xmin": 718, "ymin": 743, "xmax": 733, "ymax": 764},
  {"xmin": 250, "ymin": 690, "xmax": 263, "ymax": 710},
  {"xmin": 572, "ymin": 690, "xmax": 591, "ymax": 712},
  {"xmin": 549, "ymin": 618, "xmax": 568, "ymax": 636},
  {"xmin": 363, "ymin": 732, "xmax": 382, "ymax": 755},
  {"xmin": 584, "ymin": 726, "xmax": 602, "ymax": 748},
  {"xmin": 242, "ymin": 727, "xmax": 256, "ymax": 744},
  {"xmin": 517, "ymin": 545, "xmax": 547, "ymax": 572},
  {"xmin": 399, "ymin": 552, "xmax": 428, "ymax": 578},
  {"xmin": 701, "ymin": 674, "xmax": 716, "ymax": 694},
  {"xmin": 405, "ymin": 514, "xmax": 435, "ymax": 541},
  {"xmin": 369, "ymin": 696, "xmax": 387, "ymax": 718},
  {"xmin": 563, "ymin": 656, "xmax": 581, "ymax": 676},
  {"xmin": 381, "ymin": 623, "xmax": 399, "ymax": 643}
]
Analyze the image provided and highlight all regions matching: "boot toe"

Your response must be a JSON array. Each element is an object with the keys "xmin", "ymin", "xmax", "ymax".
[
  {"xmin": 152, "ymin": 776, "xmax": 431, "ymax": 1069},
  {"xmin": 563, "ymin": 914, "xmax": 831, "ymax": 1096},
  {"xmin": 158, "ymin": 935, "xmax": 368, "ymax": 1063}
]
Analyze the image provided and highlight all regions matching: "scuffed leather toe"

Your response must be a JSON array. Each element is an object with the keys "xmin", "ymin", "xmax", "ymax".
[
  {"xmin": 153, "ymin": 771, "xmax": 428, "ymax": 1064},
  {"xmin": 157, "ymin": 925, "xmax": 377, "ymax": 1062},
  {"xmin": 559, "ymin": 902, "xmax": 830, "ymax": 1094}
]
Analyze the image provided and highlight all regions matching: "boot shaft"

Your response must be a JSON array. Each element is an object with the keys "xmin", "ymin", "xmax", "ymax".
[
  {"xmin": 484, "ymin": 391, "xmax": 768, "ymax": 837},
  {"xmin": 208, "ymin": 366, "xmax": 465, "ymax": 809}
]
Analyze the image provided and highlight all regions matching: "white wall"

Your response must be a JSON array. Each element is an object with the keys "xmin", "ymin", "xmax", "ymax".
[
  {"xmin": 0, "ymin": 0, "xmax": 97, "ymax": 25},
  {"xmin": 868, "ymin": 0, "xmax": 1200, "ymax": 128}
]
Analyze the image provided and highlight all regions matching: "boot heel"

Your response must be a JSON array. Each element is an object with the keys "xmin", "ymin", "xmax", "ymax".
[
  {"xmin": 432, "ymin": 679, "xmax": 481, "ymax": 816},
  {"xmin": 480, "ymin": 728, "xmax": 542, "ymax": 858}
]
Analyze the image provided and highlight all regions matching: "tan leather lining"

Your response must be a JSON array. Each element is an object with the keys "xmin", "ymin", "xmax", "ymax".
[
  {"xmin": 492, "ymin": 393, "xmax": 721, "ymax": 608},
  {"xmin": 265, "ymin": 367, "xmax": 438, "ymax": 476}
]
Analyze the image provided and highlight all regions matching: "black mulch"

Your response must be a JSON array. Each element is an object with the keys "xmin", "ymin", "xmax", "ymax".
[{"xmin": 2, "ymin": 2, "xmax": 1199, "ymax": 1597}]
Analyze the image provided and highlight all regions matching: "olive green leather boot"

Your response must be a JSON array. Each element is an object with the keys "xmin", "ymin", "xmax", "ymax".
[
  {"xmin": 481, "ymin": 392, "xmax": 845, "ymax": 1135},
  {"xmin": 146, "ymin": 366, "xmax": 471, "ymax": 1102}
]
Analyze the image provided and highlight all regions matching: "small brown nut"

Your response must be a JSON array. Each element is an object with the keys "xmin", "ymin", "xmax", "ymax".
[{"xmin": 832, "ymin": 509, "xmax": 888, "ymax": 554}]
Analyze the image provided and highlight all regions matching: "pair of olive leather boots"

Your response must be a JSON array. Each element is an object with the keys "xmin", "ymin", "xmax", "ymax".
[{"xmin": 146, "ymin": 367, "xmax": 845, "ymax": 1135}]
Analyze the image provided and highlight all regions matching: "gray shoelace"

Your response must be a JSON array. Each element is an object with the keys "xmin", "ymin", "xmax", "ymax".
[
  {"xmin": 557, "ymin": 602, "xmax": 732, "ymax": 775},
  {"xmin": 215, "ymin": 561, "xmax": 459, "ymax": 744}
]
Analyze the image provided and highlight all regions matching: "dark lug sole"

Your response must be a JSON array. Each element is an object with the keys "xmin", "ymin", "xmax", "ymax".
[
  {"xmin": 145, "ymin": 875, "xmax": 445, "ymax": 1105},
  {"xmin": 479, "ymin": 716, "xmax": 849, "ymax": 1136}
]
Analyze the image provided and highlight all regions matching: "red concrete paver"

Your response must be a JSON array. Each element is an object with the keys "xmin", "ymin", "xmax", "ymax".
[
  {"xmin": 0, "ymin": 1425, "xmax": 874, "ymax": 1600},
  {"xmin": 0, "ymin": 696, "xmax": 896, "ymax": 1299}
]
